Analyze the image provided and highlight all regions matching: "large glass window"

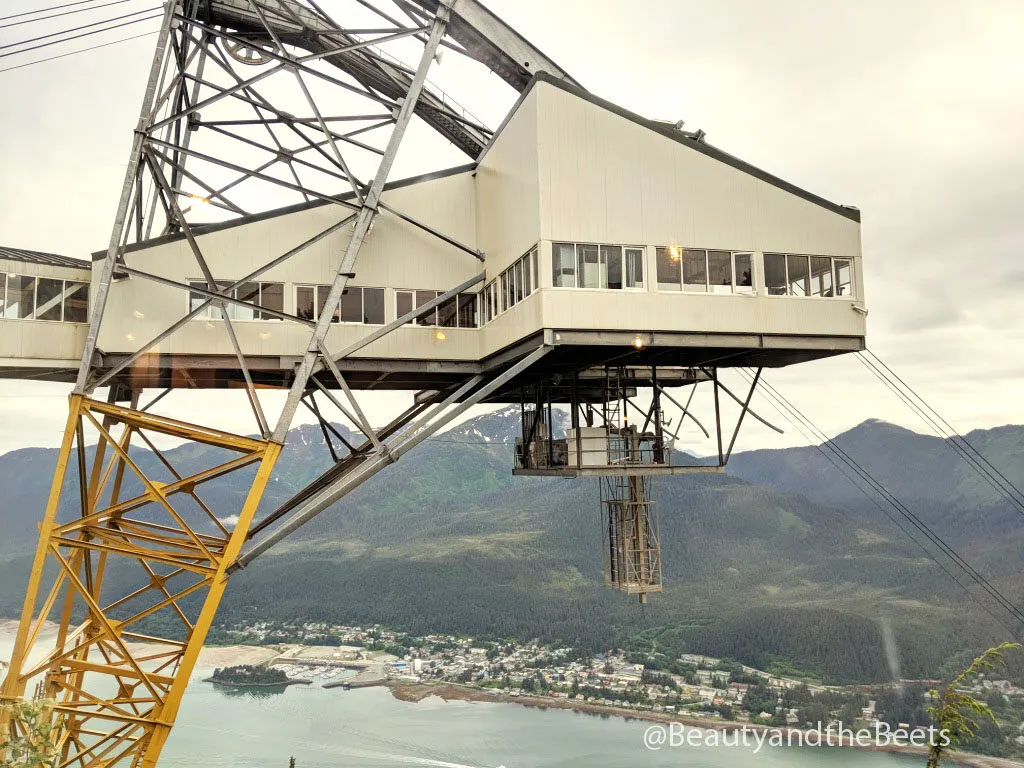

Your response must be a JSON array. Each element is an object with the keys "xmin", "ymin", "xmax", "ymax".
[
  {"xmin": 396, "ymin": 289, "xmax": 412, "ymax": 321},
  {"xmin": 625, "ymin": 248, "xmax": 645, "ymax": 289},
  {"xmin": 787, "ymin": 255, "xmax": 810, "ymax": 296},
  {"xmin": 415, "ymin": 290, "xmax": 438, "ymax": 326},
  {"xmin": 0, "ymin": 275, "xmax": 90, "ymax": 322},
  {"xmin": 481, "ymin": 280, "xmax": 495, "ymax": 324},
  {"xmin": 671, "ymin": 247, "xmax": 750, "ymax": 294},
  {"xmin": 733, "ymin": 253, "xmax": 754, "ymax": 294},
  {"xmin": 5, "ymin": 276, "xmax": 35, "ymax": 319},
  {"xmin": 35, "ymin": 278, "xmax": 65, "ymax": 321},
  {"xmin": 656, "ymin": 246, "xmax": 681, "ymax": 290},
  {"xmin": 764, "ymin": 253, "xmax": 787, "ymax": 295},
  {"xmin": 396, "ymin": 289, "xmax": 477, "ymax": 328},
  {"xmin": 576, "ymin": 244, "xmax": 601, "ymax": 289},
  {"xmin": 438, "ymin": 295, "xmax": 459, "ymax": 328},
  {"xmin": 296, "ymin": 285, "xmax": 316, "ymax": 320},
  {"xmin": 834, "ymin": 259, "xmax": 853, "ymax": 296},
  {"xmin": 295, "ymin": 285, "xmax": 383, "ymax": 324},
  {"xmin": 764, "ymin": 253, "xmax": 855, "ymax": 298},
  {"xmin": 363, "ymin": 287, "xmax": 385, "ymax": 324},
  {"xmin": 63, "ymin": 281, "xmax": 89, "ymax": 322},
  {"xmin": 682, "ymin": 249, "xmax": 708, "ymax": 293},
  {"xmin": 189, "ymin": 280, "xmax": 283, "ymax": 320},
  {"xmin": 810, "ymin": 256, "xmax": 833, "ymax": 297},
  {"xmin": 458, "ymin": 294, "xmax": 477, "ymax": 328},
  {"xmin": 230, "ymin": 282, "xmax": 259, "ymax": 320},
  {"xmin": 604, "ymin": 245, "xmax": 622, "ymax": 290},
  {"xmin": 707, "ymin": 250, "xmax": 733, "ymax": 295},
  {"xmin": 489, "ymin": 247, "xmax": 539, "ymax": 322},
  {"xmin": 553, "ymin": 242, "xmax": 576, "ymax": 287},
  {"xmin": 339, "ymin": 287, "xmax": 362, "ymax": 323},
  {"xmin": 550, "ymin": 242, "xmax": 643, "ymax": 290}
]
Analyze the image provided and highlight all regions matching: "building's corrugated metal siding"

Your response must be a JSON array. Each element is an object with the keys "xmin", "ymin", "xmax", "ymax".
[
  {"xmin": 0, "ymin": 247, "xmax": 90, "ymax": 270},
  {"xmin": 0, "ymin": 256, "xmax": 91, "ymax": 366},
  {"xmin": 476, "ymin": 88, "xmax": 541, "ymax": 278},
  {"xmin": 0, "ymin": 321, "xmax": 86, "ymax": 364},
  {"xmin": 536, "ymin": 82, "xmax": 861, "ymax": 257},
  {"xmin": 97, "ymin": 172, "xmax": 483, "ymax": 360},
  {"xmin": 0, "ymin": 257, "xmax": 91, "ymax": 281},
  {"xmin": 76, "ymin": 79, "xmax": 866, "ymax": 368}
]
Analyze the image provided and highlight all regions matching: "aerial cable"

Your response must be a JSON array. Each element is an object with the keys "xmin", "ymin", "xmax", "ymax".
[
  {"xmin": 752, "ymin": 370, "xmax": 1024, "ymax": 630},
  {"xmin": 854, "ymin": 351, "xmax": 1024, "ymax": 514},
  {"xmin": 736, "ymin": 368, "xmax": 1022, "ymax": 639},
  {"xmin": 750, "ymin": 370, "xmax": 1024, "ymax": 629},
  {"xmin": 855, "ymin": 349, "xmax": 1024, "ymax": 516},
  {"xmin": 0, "ymin": 0, "xmax": 97, "ymax": 23},
  {"xmin": 856, "ymin": 352, "xmax": 1024, "ymax": 519},
  {"xmin": 0, "ymin": 5, "xmax": 161, "ymax": 54},
  {"xmin": 0, "ymin": 0, "xmax": 143, "ymax": 29},
  {"xmin": 0, "ymin": 28, "xmax": 155, "ymax": 72},
  {"xmin": 739, "ymin": 368, "xmax": 1024, "ymax": 635},
  {"xmin": 0, "ymin": 11, "xmax": 161, "ymax": 59}
]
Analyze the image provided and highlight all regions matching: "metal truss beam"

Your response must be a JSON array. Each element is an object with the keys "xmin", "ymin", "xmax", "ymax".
[
  {"xmin": 0, "ymin": 395, "xmax": 280, "ymax": 768},
  {"xmin": 1, "ymin": 2, "xmax": 575, "ymax": 765}
]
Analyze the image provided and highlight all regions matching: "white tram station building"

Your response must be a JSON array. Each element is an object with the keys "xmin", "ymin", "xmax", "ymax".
[{"xmin": 0, "ymin": 74, "xmax": 864, "ymax": 385}]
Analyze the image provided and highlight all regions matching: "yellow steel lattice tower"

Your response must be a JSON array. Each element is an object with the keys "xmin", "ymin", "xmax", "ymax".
[{"xmin": 1, "ymin": 395, "xmax": 281, "ymax": 766}]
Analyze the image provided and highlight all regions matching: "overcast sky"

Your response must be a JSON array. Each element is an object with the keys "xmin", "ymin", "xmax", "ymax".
[{"xmin": 0, "ymin": 0, "xmax": 1022, "ymax": 457}]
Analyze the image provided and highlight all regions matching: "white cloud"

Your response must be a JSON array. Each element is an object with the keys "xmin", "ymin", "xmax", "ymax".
[{"xmin": 1, "ymin": 0, "xmax": 1022, "ymax": 456}]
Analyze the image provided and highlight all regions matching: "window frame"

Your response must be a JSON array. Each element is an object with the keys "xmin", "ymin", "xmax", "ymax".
[
  {"xmin": 395, "ymin": 289, "xmax": 478, "ymax": 328},
  {"xmin": 763, "ymin": 254, "xmax": 856, "ymax": 299},
  {"xmin": 484, "ymin": 246, "xmax": 540, "ymax": 324},
  {"xmin": 0, "ymin": 274, "xmax": 90, "ymax": 323},
  {"xmin": 189, "ymin": 280, "xmax": 285, "ymax": 321},
  {"xmin": 550, "ymin": 242, "xmax": 646, "ymax": 291},
  {"xmin": 661, "ymin": 247, "xmax": 757, "ymax": 295}
]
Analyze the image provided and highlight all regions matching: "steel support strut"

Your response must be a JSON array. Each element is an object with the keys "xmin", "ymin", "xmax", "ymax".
[
  {"xmin": 0, "ymin": 1, "xmax": 572, "ymax": 765},
  {"xmin": 0, "ymin": 397, "xmax": 280, "ymax": 768}
]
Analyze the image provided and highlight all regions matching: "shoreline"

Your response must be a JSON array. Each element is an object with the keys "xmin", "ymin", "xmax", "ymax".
[
  {"xmin": 203, "ymin": 676, "xmax": 312, "ymax": 689},
  {"xmin": 5, "ymin": 631, "xmax": 1021, "ymax": 768},
  {"xmin": 381, "ymin": 681, "xmax": 1024, "ymax": 768}
]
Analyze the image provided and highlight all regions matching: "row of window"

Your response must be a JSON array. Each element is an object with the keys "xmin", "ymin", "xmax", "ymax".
[
  {"xmin": 188, "ymin": 281, "xmax": 284, "ymax": 320},
  {"xmin": 0, "ymin": 273, "xmax": 89, "ymax": 323},
  {"xmin": 764, "ymin": 253, "xmax": 853, "ymax": 297},
  {"xmin": 181, "ymin": 248, "xmax": 856, "ymax": 329},
  {"xmin": 297, "ymin": 284, "xmax": 385, "ymax": 325},
  {"xmin": 656, "ymin": 248, "xmax": 753, "ymax": 294},
  {"xmin": 549, "ymin": 243, "xmax": 853, "ymax": 299},
  {"xmin": 396, "ymin": 289, "xmax": 477, "ymax": 328},
  {"xmin": 187, "ymin": 281, "xmax": 479, "ymax": 328},
  {"xmin": 481, "ymin": 247, "xmax": 538, "ymax": 324},
  {"xmin": 553, "ymin": 242, "xmax": 645, "ymax": 290}
]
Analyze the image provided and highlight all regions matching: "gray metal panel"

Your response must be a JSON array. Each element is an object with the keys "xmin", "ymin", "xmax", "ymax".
[
  {"xmin": 407, "ymin": 0, "xmax": 580, "ymax": 91},
  {"xmin": 0, "ymin": 247, "xmax": 90, "ymax": 270},
  {"xmin": 492, "ymin": 73, "xmax": 861, "ymax": 223}
]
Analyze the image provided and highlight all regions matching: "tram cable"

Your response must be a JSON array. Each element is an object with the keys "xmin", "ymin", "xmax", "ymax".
[
  {"xmin": 738, "ymin": 368, "xmax": 1024, "ymax": 638},
  {"xmin": 855, "ymin": 350, "xmax": 1024, "ymax": 518},
  {"xmin": 0, "ymin": 6, "xmax": 161, "ymax": 57},
  {"xmin": 0, "ymin": 0, "xmax": 143, "ymax": 29},
  {"xmin": 0, "ymin": 29, "xmax": 155, "ymax": 72},
  {"xmin": 0, "ymin": 0, "xmax": 98, "ymax": 23}
]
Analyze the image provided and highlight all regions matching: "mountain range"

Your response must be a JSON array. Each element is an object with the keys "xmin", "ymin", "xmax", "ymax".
[{"xmin": 1, "ymin": 406, "xmax": 1022, "ymax": 685}]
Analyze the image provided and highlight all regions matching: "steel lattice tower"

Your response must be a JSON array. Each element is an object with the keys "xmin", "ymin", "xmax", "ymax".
[{"xmin": 0, "ymin": 2, "xmax": 574, "ymax": 764}]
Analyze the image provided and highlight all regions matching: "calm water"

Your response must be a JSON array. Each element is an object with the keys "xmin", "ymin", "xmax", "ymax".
[
  {"xmin": 158, "ymin": 669, "xmax": 927, "ymax": 768},
  {"xmin": 0, "ymin": 632, "xmax": 931, "ymax": 768}
]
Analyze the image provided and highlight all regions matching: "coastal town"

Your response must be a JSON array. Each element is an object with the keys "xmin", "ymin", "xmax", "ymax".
[{"xmin": 206, "ymin": 620, "xmax": 1024, "ymax": 761}]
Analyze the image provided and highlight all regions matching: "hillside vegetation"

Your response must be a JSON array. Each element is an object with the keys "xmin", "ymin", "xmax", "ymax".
[{"xmin": 1, "ymin": 409, "xmax": 1021, "ymax": 684}]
